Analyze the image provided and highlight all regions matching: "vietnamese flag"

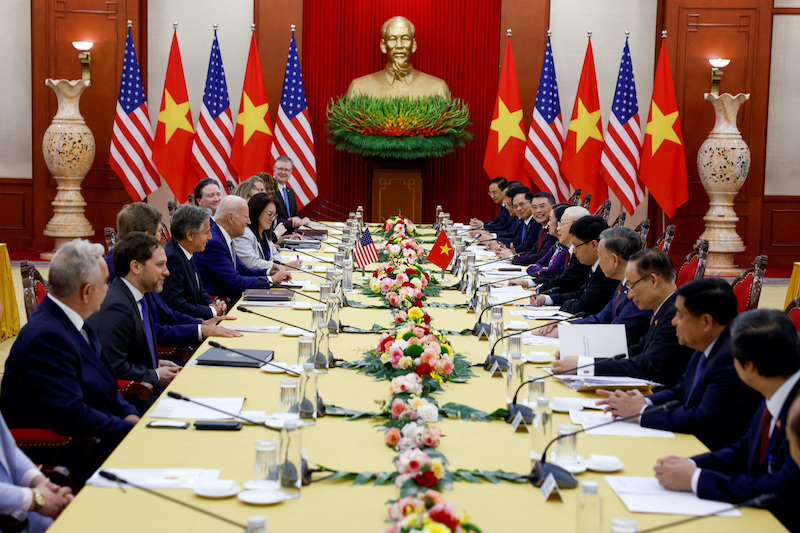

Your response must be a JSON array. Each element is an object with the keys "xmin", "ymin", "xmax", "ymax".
[
  {"xmin": 639, "ymin": 35, "xmax": 688, "ymax": 219},
  {"xmin": 560, "ymin": 36, "xmax": 607, "ymax": 207},
  {"xmin": 153, "ymin": 28, "xmax": 197, "ymax": 203},
  {"xmin": 427, "ymin": 230, "xmax": 455, "ymax": 271},
  {"xmin": 483, "ymin": 35, "xmax": 529, "ymax": 186},
  {"xmin": 231, "ymin": 30, "xmax": 273, "ymax": 179}
]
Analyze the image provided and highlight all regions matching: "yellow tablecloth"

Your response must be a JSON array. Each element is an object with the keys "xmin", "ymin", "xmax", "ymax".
[
  {"xmin": 47, "ymin": 229, "xmax": 785, "ymax": 532},
  {"xmin": 0, "ymin": 243, "xmax": 21, "ymax": 341}
]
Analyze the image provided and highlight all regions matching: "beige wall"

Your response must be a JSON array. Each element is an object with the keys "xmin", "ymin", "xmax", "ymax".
[{"xmin": 0, "ymin": 0, "xmax": 32, "ymax": 179}]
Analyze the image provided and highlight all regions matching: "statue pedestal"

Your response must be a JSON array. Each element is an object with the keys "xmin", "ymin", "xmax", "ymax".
[{"xmin": 371, "ymin": 161, "xmax": 423, "ymax": 223}]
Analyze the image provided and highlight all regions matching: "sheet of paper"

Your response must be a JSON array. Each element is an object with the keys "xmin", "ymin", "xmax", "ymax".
[
  {"xmin": 521, "ymin": 335, "xmax": 561, "ymax": 346},
  {"xmin": 229, "ymin": 325, "xmax": 281, "ymax": 333},
  {"xmin": 569, "ymin": 410, "xmax": 675, "ymax": 438},
  {"xmin": 323, "ymin": 246, "xmax": 338, "ymax": 253},
  {"xmin": 490, "ymin": 285, "xmax": 531, "ymax": 296},
  {"xmin": 150, "ymin": 397, "xmax": 245, "ymax": 420},
  {"xmin": 86, "ymin": 468, "xmax": 221, "ymax": 489},
  {"xmin": 478, "ymin": 261, "xmax": 513, "ymax": 271},
  {"xmin": 238, "ymin": 301, "xmax": 294, "ymax": 307},
  {"xmin": 558, "ymin": 322, "xmax": 629, "ymax": 359},
  {"xmin": 513, "ymin": 309, "xmax": 573, "ymax": 320},
  {"xmin": 605, "ymin": 476, "xmax": 742, "ymax": 517},
  {"xmin": 552, "ymin": 396, "xmax": 604, "ymax": 410},
  {"xmin": 281, "ymin": 254, "xmax": 320, "ymax": 262}
]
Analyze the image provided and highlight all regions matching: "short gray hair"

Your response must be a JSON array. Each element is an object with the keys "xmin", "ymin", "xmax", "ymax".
[
  {"xmin": 215, "ymin": 195, "xmax": 246, "ymax": 221},
  {"xmin": 599, "ymin": 226, "xmax": 641, "ymax": 260},
  {"xmin": 561, "ymin": 206, "xmax": 590, "ymax": 223},
  {"xmin": 172, "ymin": 204, "xmax": 211, "ymax": 241},
  {"xmin": 49, "ymin": 239, "xmax": 105, "ymax": 297},
  {"xmin": 274, "ymin": 155, "xmax": 293, "ymax": 168}
]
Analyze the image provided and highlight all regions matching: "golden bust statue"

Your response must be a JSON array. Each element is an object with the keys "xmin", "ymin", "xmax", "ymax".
[{"xmin": 346, "ymin": 16, "xmax": 451, "ymax": 99}]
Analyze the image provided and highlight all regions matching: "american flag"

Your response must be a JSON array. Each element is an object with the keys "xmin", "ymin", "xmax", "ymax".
[
  {"xmin": 190, "ymin": 30, "xmax": 237, "ymax": 193},
  {"xmin": 109, "ymin": 28, "xmax": 159, "ymax": 201},
  {"xmin": 523, "ymin": 36, "xmax": 569, "ymax": 202},
  {"xmin": 354, "ymin": 228, "xmax": 379, "ymax": 268},
  {"xmin": 270, "ymin": 32, "xmax": 318, "ymax": 209},
  {"xmin": 599, "ymin": 38, "xmax": 644, "ymax": 214}
]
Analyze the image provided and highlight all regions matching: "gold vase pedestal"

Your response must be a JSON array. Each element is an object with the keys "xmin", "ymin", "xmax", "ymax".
[
  {"xmin": 41, "ymin": 79, "xmax": 95, "ymax": 260},
  {"xmin": 696, "ymin": 92, "xmax": 750, "ymax": 277}
]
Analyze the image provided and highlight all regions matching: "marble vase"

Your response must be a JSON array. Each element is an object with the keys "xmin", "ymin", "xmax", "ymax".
[
  {"xmin": 696, "ymin": 92, "xmax": 750, "ymax": 276},
  {"xmin": 41, "ymin": 78, "xmax": 95, "ymax": 259}
]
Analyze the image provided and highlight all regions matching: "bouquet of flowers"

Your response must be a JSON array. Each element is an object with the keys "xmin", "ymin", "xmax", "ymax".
[
  {"xmin": 384, "ymin": 421, "xmax": 442, "ymax": 451},
  {"xmin": 378, "ymin": 324, "xmax": 455, "ymax": 382},
  {"xmin": 392, "ymin": 306, "xmax": 432, "ymax": 326},
  {"xmin": 388, "ymin": 394, "xmax": 439, "ymax": 423},
  {"xmin": 381, "ymin": 235, "xmax": 427, "ymax": 264},
  {"xmin": 394, "ymin": 448, "xmax": 448, "ymax": 491},
  {"xmin": 380, "ymin": 215, "xmax": 418, "ymax": 239},
  {"xmin": 368, "ymin": 263, "xmax": 430, "ymax": 308},
  {"xmin": 385, "ymin": 491, "xmax": 482, "ymax": 533}
]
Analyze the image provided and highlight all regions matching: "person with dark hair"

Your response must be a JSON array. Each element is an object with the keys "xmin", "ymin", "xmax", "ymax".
[
  {"xmin": 535, "ymin": 207, "xmax": 592, "ymax": 295},
  {"xmin": 494, "ymin": 190, "xmax": 541, "ymax": 258},
  {"xmin": 597, "ymin": 278, "xmax": 761, "ymax": 450},
  {"xmin": 552, "ymin": 248, "xmax": 694, "ymax": 387},
  {"xmin": 532, "ymin": 215, "xmax": 617, "ymax": 316},
  {"xmin": 509, "ymin": 203, "xmax": 571, "ymax": 286},
  {"xmin": 654, "ymin": 309, "xmax": 800, "ymax": 531},
  {"xmin": 88, "ymin": 233, "xmax": 181, "ymax": 413},
  {"xmin": 509, "ymin": 191, "xmax": 557, "ymax": 266},
  {"xmin": 469, "ymin": 177, "xmax": 509, "ymax": 230},
  {"xmin": 234, "ymin": 193, "xmax": 302, "ymax": 272},
  {"xmin": 476, "ymin": 183, "xmax": 527, "ymax": 246},
  {"xmin": 194, "ymin": 178, "xmax": 222, "ymax": 215}
]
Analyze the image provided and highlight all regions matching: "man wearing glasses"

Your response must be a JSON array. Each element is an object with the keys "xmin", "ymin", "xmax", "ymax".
[
  {"xmin": 552, "ymin": 248, "xmax": 694, "ymax": 387},
  {"xmin": 273, "ymin": 156, "xmax": 311, "ymax": 234}
]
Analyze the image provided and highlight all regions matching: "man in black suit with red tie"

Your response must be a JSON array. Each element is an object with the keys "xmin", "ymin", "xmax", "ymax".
[{"xmin": 654, "ymin": 309, "xmax": 800, "ymax": 531}]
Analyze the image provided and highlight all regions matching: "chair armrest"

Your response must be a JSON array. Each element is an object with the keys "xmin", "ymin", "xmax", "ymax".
[{"xmin": 116, "ymin": 380, "xmax": 155, "ymax": 401}]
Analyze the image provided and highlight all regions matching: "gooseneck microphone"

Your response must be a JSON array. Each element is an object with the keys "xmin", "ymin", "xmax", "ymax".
[
  {"xmin": 472, "ymin": 293, "xmax": 537, "ymax": 337},
  {"xmin": 237, "ymin": 306, "xmax": 315, "ymax": 335},
  {"xmin": 98, "ymin": 470, "xmax": 248, "ymax": 530},
  {"xmin": 527, "ymin": 400, "xmax": 681, "ymax": 488},
  {"xmin": 321, "ymin": 199, "xmax": 355, "ymax": 213},
  {"xmin": 165, "ymin": 391, "xmax": 279, "ymax": 432},
  {"xmin": 483, "ymin": 313, "xmax": 585, "ymax": 370},
  {"xmin": 273, "ymin": 260, "xmax": 329, "ymax": 281},
  {"xmin": 280, "ymin": 248, "xmax": 336, "ymax": 265},
  {"xmin": 318, "ymin": 202, "xmax": 349, "ymax": 217},
  {"xmin": 637, "ymin": 493, "xmax": 778, "ymax": 533},
  {"xmin": 505, "ymin": 353, "xmax": 626, "ymax": 423},
  {"xmin": 207, "ymin": 340, "xmax": 300, "ymax": 376},
  {"xmin": 264, "ymin": 283, "xmax": 326, "ymax": 304}
]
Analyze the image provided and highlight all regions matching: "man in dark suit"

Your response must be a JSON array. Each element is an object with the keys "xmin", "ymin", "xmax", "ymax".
[
  {"xmin": 495, "ymin": 190, "xmax": 541, "ymax": 258},
  {"xmin": 194, "ymin": 195, "xmax": 291, "ymax": 302},
  {"xmin": 1, "ymin": 239, "xmax": 139, "ymax": 482},
  {"xmin": 597, "ymin": 278, "xmax": 761, "ymax": 450},
  {"xmin": 273, "ymin": 156, "xmax": 311, "ymax": 233},
  {"xmin": 469, "ymin": 176, "xmax": 509, "ymax": 231},
  {"xmin": 511, "ymin": 191, "xmax": 557, "ymax": 266},
  {"xmin": 654, "ymin": 309, "xmax": 800, "ymax": 531},
  {"xmin": 552, "ymin": 248, "xmax": 694, "ymax": 387},
  {"xmin": 534, "ymin": 215, "xmax": 617, "ymax": 316},
  {"xmin": 88, "ymin": 233, "xmax": 181, "ymax": 413},
  {"xmin": 162, "ymin": 204, "xmax": 228, "ymax": 319},
  {"xmin": 477, "ymin": 183, "xmax": 524, "ymax": 246}
]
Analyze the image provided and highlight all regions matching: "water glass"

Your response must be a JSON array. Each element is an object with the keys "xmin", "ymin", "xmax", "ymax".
[
  {"xmin": 311, "ymin": 303, "xmax": 327, "ymax": 330},
  {"xmin": 527, "ymin": 378, "xmax": 545, "ymax": 406},
  {"xmin": 297, "ymin": 335, "xmax": 313, "ymax": 366},
  {"xmin": 342, "ymin": 260, "xmax": 353, "ymax": 292},
  {"xmin": 253, "ymin": 439, "xmax": 280, "ymax": 491},
  {"xmin": 555, "ymin": 424, "xmax": 579, "ymax": 465},
  {"xmin": 505, "ymin": 334, "xmax": 521, "ymax": 357},
  {"xmin": 278, "ymin": 379, "xmax": 298, "ymax": 418},
  {"xmin": 490, "ymin": 306, "xmax": 504, "ymax": 342}
]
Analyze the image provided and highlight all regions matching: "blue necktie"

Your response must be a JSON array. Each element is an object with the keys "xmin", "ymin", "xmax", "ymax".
[
  {"xmin": 140, "ymin": 297, "xmax": 158, "ymax": 369},
  {"xmin": 520, "ymin": 222, "xmax": 527, "ymax": 244},
  {"xmin": 282, "ymin": 186, "xmax": 291, "ymax": 216},
  {"xmin": 686, "ymin": 353, "xmax": 708, "ymax": 404}
]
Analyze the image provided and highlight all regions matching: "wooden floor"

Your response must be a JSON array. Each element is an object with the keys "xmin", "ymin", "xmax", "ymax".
[{"xmin": 0, "ymin": 263, "xmax": 792, "ymax": 380}]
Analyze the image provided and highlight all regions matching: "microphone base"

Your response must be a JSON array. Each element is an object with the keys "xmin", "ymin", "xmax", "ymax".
[
  {"xmin": 472, "ymin": 322, "xmax": 491, "ymax": 340},
  {"xmin": 504, "ymin": 403, "xmax": 533, "ymax": 424},
  {"xmin": 527, "ymin": 461, "xmax": 579, "ymax": 488},
  {"xmin": 483, "ymin": 354, "xmax": 508, "ymax": 371}
]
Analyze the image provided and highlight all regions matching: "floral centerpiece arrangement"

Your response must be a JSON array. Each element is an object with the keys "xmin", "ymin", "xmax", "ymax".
[
  {"xmin": 392, "ymin": 306, "xmax": 432, "ymax": 326},
  {"xmin": 393, "ymin": 448, "xmax": 450, "ymax": 493},
  {"xmin": 366, "ymin": 263, "xmax": 436, "ymax": 308},
  {"xmin": 380, "ymin": 235, "xmax": 428, "ymax": 264},
  {"xmin": 379, "ymin": 215, "xmax": 418, "ymax": 239},
  {"xmin": 385, "ymin": 490, "xmax": 482, "ymax": 533}
]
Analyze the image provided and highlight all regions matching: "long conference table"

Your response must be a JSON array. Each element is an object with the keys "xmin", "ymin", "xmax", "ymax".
[{"xmin": 48, "ymin": 226, "xmax": 786, "ymax": 532}]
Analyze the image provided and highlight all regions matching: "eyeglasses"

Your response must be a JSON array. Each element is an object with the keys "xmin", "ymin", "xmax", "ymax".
[
  {"xmin": 274, "ymin": 167, "xmax": 292, "ymax": 173},
  {"xmin": 264, "ymin": 212, "xmax": 277, "ymax": 219},
  {"xmin": 573, "ymin": 239, "xmax": 593, "ymax": 249},
  {"xmin": 622, "ymin": 272, "xmax": 660, "ymax": 291}
]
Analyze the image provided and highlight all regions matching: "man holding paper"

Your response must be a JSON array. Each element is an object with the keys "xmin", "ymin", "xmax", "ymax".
[
  {"xmin": 653, "ymin": 309, "xmax": 800, "ymax": 531},
  {"xmin": 596, "ymin": 278, "xmax": 761, "ymax": 450}
]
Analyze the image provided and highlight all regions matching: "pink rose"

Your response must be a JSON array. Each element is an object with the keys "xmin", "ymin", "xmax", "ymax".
[
  {"xmin": 387, "ymin": 292, "xmax": 401, "ymax": 307},
  {"xmin": 391, "ymin": 398, "xmax": 407, "ymax": 418},
  {"xmin": 380, "ymin": 277, "xmax": 394, "ymax": 293},
  {"xmin": 385, "ymin": 427, "xmax": 402, "ymax": 447},
  {"xmin": 412, "ymin": 326, "xmax": 426, "ymax": 338}
]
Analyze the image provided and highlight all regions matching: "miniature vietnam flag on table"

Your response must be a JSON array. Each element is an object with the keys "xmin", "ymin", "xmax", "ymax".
[{"xmin": 427, "ymin": 231, "xmax": 455, "ymax": 271}]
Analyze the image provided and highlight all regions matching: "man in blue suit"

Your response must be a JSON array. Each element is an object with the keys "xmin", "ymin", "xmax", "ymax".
[
  {"xmin": 510, "ymin": 191, "xmax": 557, "ymax": 266},
  {"xmin": 494, "ymin": 189, "xmax": 541, "ymax": 259},
  {"xmin": 469, "ymin": 177, "xmax": 509, "ymax": 231},
  {"xmin": 194, "ymin": 195, "xmax": 291, "ymax": 302},
  {"xmin": 654, "ymin": 309, "xmax": 800, "ymax": 531},
  {"xmin": 1, "ymin": 239, "xmax": 139, "ymax": 482},
  {"xmin": 597, "ymin": 278, "xmax": 761, "ymax": 450}
]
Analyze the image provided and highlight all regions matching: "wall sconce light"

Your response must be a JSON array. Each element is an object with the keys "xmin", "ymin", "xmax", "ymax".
[
  {"xmin": 72, "ymin": 41, "xmax": 94, "ymax": 81},
  {"xmin": 709, "ymin": 58, "xmax": 730, "ymax": 95}
]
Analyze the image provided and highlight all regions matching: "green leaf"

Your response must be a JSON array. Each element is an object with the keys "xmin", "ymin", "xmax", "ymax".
[
  {"xmin": 479, "ymin": 471, "xmax": 500, "ymax": 483},
  {"xmin": 457, "ymin": 471, "xmax": 479, "ymax": 483},
  {"xmin": 353, "ymin": 472, "xmax": 373, "ymax": 485},
  {"xmin": 326, "ymin": 471, "xmax": 353, "ymax": 481},
  {"xmin": 374, "ymin": 471, "xmax": 392, "ymax": 486}
]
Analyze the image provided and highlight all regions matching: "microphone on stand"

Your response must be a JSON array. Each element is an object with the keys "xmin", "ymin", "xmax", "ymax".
[
  {"xmin": 312, "ymin": 207, "xmax": 345, "ymax": 222},
  {"xmin": 273, "ymin": 260, "xmax": 330, "ymax": 281},
  {"xmin": 207, "ymin": 340, "xmax": 300, "ymax": 376},
  {"xmin": 637, "ymin": 493, "xmax": 779, "ymax": 533},
  {"xmin": 321, "ymin": 199, "xmax": 355, "ymax": 213},
  {"xmin": 97, "ymin": 470, "xmax": 249, "ymax": 530},
  {"xmin": 319, "ymin": 201, "xmax": 350, "ymax": 216},
  {"xmin": 237, "ymin": 306, "xmax": 315, "ymax": 335},
  {"xmin": 472, "ymin": 293, "xmax": 536, "ymax": 337},
  {"xmin": 505, "ymin": 353, "xmax": 626, "ymax": 423},
  {"xmin": 527, "ymin": 400, "xmax": 681, "ymax": 488},
  {"xmin": 281, "ymin": 248, "xmax": 336, "ymax": 265},
  {"xmin": 311, "ymin": 215, "xmax": 351, "ymax": 230},
  {"xmin": 483, "ymin": 312, "xmax": 585, "ymax": 370}
]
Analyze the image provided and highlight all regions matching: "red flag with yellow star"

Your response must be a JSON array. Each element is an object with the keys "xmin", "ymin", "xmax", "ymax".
[
  {"xmin": 560, "ymin": 37, "xmax": 607, "ymax": 206},
  {"xmin": 639, "ymin": 36, "xmax": 687, "ymax": 219},
  {"xmin": 483, "ymin": 36, "xmax": 529, "ymax": 186},
  {"xmin": 231, "ymin": 31, "xmax": 273, "ymax": 179},
  {"xmin": 427, "ymin": 230, "xmax": 455, "ymax": 271},
  {"xmin": 153, "ymin": 29, "xmax": 197, "ymax": 202}
]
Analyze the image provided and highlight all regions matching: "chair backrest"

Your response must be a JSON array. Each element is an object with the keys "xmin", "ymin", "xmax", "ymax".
[
  {"xmin": 611, "ymin": 211, "xmax": 627, "ymax": 228},
  {"xmin": 581, "ymin": 192, "xmax": 593, "ymax": 210},
  {"xmin": 594, "ymin": 200, "xmax": 612, "ymax": 221},
  {"xmin": 20, "ymin": 260, "xmax": 48, "ymax": 318},
  {"xmin": 160, "ymin": 221, "xmax": 171, "ymax": 242},
  {"xmin": 786, "ymin": 296, "xmax": 800, "ymax": 333},
  {"xmin": 104, "ymin": 227, "xmax": 116, "ymax": 252},
  {"xmin": 187, "ymin": 193, "xmax": 196, "ymax": 205},
  {"xmin": 167, "ymin": 201, "xmax": 177, "ymax": 221},
  {"xmin": 731, "ymin": 254, "xmax": 768, "ymax": 314},
  {"xmin": 634, "ymin": 218, "xmax": 650, "ymax": 248},
  {"xmin": 655, "ymin": 224, "xmax": 676, "ymax": 254},
  {"xmin": 567, "ymin": 188, "xmax": 582, "ymax": 206},
  {"xmin": 676, "ymin": 239, "xmax": 709, "ymax": 287}
]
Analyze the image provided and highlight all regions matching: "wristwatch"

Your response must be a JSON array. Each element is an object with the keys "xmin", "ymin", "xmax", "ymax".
[{"xmin": 31, "ymin": 488, "xmax": 45, "ymax": 510}]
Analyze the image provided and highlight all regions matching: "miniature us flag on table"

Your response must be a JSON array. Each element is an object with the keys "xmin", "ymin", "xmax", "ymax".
[{"xmin": 354, "ymin": 229, "xmax": 379, "ymax": 268}]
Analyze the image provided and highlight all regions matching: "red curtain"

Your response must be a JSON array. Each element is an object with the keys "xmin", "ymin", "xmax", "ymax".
[{"xmin": 302, "ymin": 0, "xmax": 501, "ymax": 223}]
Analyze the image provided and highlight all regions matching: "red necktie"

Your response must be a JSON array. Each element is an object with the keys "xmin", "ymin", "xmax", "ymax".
[
  {"xmin": 760, "ymin": 408, "xmax": 772, "ymax": 462},
  {"xmin": 537, "ymin": 229, "xmax": 545, "ymax": 252}
]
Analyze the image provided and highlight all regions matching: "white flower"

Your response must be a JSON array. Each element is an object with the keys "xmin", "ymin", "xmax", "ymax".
[{"xmin": 417, "ymin": 403, "xmax": 438, "ymax": 423}]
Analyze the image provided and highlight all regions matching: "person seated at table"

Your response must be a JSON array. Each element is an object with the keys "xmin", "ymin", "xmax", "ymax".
[
  {"xmin": 469, "ymin": 176, "xmax": 509, "ymax": 231},
  {"xmin": 653, "ymin": 309, "xmax": 800, "ymax": 531},
  {"xmin": 273, "ymin": 156, "xmax": 312, "ymax": 234},
  {"xmin": 250, "ymin": 172, "xmax": 278, "ymax": 197},
  {"xmin": 531, "ymin": 215, "xmax": 617, "ymax": 316},
  {"xmin": 530, "ymin": 207, "xmax": 592, "ymax": 296},
  {"xmin": 508, "ymin": 203, "xmax": 570, "ymax": 285},
  {"xmin": 534, "ymin": 226, "xmax": 652, "ymax": 345},
  {"xmin": 235, "ymin": 193, "xmax": 302, "ymax": 272},
  {"xmin": 1, "ymin": 239, "xmax": 140, "ymax": 482},
  {"xmin": 474, "ymin": 182, "xmax": 524, "ymax": 245},
  {"xmin": 493, "ymin": 190, "xmax": 541, "ymax": 259},
  {"xmin": 596, "ymin": 278, "xmax": 761, "ymax": 450},
  {"xmin": 194, "ymin": 195, "xmax": 292, "ymax": 302},
  {"xmin": 231, "ymin": 180, "xmax": 260, "ymax": 200},
  {"xmin": 509, "ymin": 191, "xmax": 557, "ymax": 266},
  {"xmin": 552, "ymin": 248, "xmax": 694, "ymax": 387},
  {"xmin": 193, "ymin": 178, "xmax": 223, "ymax": 215}
]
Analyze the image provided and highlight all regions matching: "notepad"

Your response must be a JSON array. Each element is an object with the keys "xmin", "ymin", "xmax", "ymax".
[{"xmin": 605, "ymin": 476, "xmax": 742, "ymax": 517}]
